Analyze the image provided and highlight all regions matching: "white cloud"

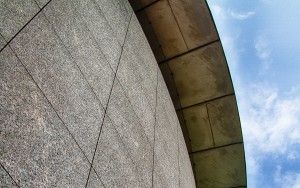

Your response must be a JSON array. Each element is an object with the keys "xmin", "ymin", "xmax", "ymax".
[
  {"xmin": 240, "ymin": 83, "xmax": 300, "ymax": 154},
  {"xmin": 230, "ymin": 11, "xmax": 256, "ymax": 20}
]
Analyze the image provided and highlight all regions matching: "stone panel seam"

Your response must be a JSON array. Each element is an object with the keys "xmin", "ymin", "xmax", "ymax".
[
  {"xmin": 0, "ymin": 163, "xmax": 20, "ymax": 187},
  {"xmin": 38, "ymin": 13, "xmax": 107, "ymax": 110},
  {"xmin": 39, "ymin": 2, "xmax": 149, "ymax": 185},
  {"xmin": 166, "ymin": 0, "xmax": 188, "ymax": 50},
  {"xmin": 151, "ymin": 67, "xmax": 159, "ymax": 188},
  {"xmin": 7, "ymin": 45, "xmax": 94, "ymax": 186},
  {"xmin": 65, "ymin": 1, "xmax": 156, "ymax": 141},
  {"xmin": 42, "ymin": 0, "xmax": 154, "ymax": 147},
  {"xmin": 189, "ymin": 141, "xmax": 243, "ymax": 155},
  {"xmin": 84, "ymin": 12, "xmax": 133, "ymax": 188},
  {"xmin": 0, "ymin": 0, "xmax": 53, "ymax": 53},
  {"xmin": 135, "ymin": 0, "xmax": 161, "ymax": 12},
  {"xmin": 104, "ymin": 115, "xmax": 142, "ymax": 186},
  {"xmin": 90, "ymin": 0, "xmax": 123, "ymax": 47},
  {"xmin": 36, "ymin": 2, "xmax": 141, "ymax": 184},
  {"xmin": 36, "ymin": 8, "xmax": 109, "ymax": 186},
  {"xmin": 205, "ymin": 103, "xmax": 216, "ymax": 147},
  {"xmin": 117, "ymin": 78, "xmax": 155, "ymax": 141},
  {"xmin": 179, "ymin": 93, "xmax": 235, "ymax": 111},
  {"xmin": 55, "ymin": 0, "xmax": 121, "ymax": 73},
  {"xmin": 159, "ymin": 39, "xmax": 219, "ymax": 64}
]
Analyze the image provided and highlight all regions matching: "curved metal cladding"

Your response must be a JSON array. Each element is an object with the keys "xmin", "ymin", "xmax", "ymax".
[
  {"xmin": 129, "ymin": 0, "xmax": 247, "ymax": 187},
  {"xmin": 0, "ymin": 0, "xmax": 195, "ymax": 187}
]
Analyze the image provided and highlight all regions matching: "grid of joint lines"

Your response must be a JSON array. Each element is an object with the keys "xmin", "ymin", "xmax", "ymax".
[{"xmin": 0, "ymin": 0, "xmax": 194, "ymax": 187}]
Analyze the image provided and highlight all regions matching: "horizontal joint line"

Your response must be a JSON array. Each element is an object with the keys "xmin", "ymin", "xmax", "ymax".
[
  {"xmin": 178, "ymin": 93, "xmax": 235, "ymax": 111},
  {"xmin": 159, "ymin": 39, "xmax": 220, "ymax": 64},
  {"xmin": 189, "ymin": 141, "xmax": 243, "ymax": 154}
]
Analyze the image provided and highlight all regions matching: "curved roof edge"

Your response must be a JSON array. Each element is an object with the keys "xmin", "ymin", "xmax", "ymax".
[{"xmin": 129, "ymin": 0, "xmax": 247, "ymax": 187}]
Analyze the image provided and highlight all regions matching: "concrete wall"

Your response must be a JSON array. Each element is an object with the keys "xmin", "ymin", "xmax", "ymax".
[
  {"xmin": 129, "ymin": 0, "xmax": 247, "ymax": 187},
  {"xmin": 0, "ymin": 0, "xmax": 195, "ymax": 187}
]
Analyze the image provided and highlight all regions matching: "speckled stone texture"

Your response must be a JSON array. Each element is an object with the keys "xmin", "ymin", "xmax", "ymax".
[{"xmin": 0, "ymin": 0, "xmax": 195, "ymax": 187}]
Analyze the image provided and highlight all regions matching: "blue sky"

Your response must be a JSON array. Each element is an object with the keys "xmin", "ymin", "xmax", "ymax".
[{"xmin": 207, "ymin": 1, "xmax": 300, "ymax": 187}]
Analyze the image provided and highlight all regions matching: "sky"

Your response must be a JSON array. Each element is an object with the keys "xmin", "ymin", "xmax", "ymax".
[{"xmin": 206, "ymin": 1, "xmax": 300, "ymax": 187}]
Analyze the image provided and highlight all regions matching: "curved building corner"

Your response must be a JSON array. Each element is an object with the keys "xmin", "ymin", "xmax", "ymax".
[
  {"xmin": 0, "ymin": 0, "xmax": 246, "ymax": 187},
  {"xmin": 129, "ymin": 0, "xmax": 247, "ymax": 187}
]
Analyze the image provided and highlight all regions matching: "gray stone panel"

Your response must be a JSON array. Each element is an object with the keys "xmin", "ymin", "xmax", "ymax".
[
  {"xmin": 178, "ymin": 124, "xmax": 196, "ymax": 188},
  {"xmin": 35, "ymin": 0, "xmax": 49, "ymax": 7},
  {"xmin": 0, "ymin": 34, "xmax": 6, "ymax": 50},
  {"xmin": 67, "ymin": 0, "xmax": 122, "ymax": 72},
  {"xmin": 0, "ymin": 0, "xmax": 196, "ymax": 187},
  {"xmin": 0, "ymin": 0, "xmax": 39, "ymax": 41},
  {"xmin": 35, "ymin": 0, "xmax": 122, "ymax": 72},
  {"xmin": 94, "ymin": 0, "xmax": 133, "ymax": 44},
  {"xmin": 0, "ymin": 46, "xmax": 90, "ymax": 187},
  {"xmin": 117, "ymin": 15, "xmax": 157, "ymax": 140},
  {"xmin": 9, "ymin": 13, "xmax": 105, "ymax": 161},
  {"xmin": 41, "ymin": 0, "xmax": 114, "ymax": 106},
  {"xmin": 159, "ymin": 63, "xmax": 182, "ymax": 110},
  {"xmin": 106, "ymin": 80, "xmax": 153, "ymax": 187},
  {"xmin": 153, "ymin": 71, "xmax": 179, "ymax": 188},
  {"xmin": 91, "ymin": 114, "xmax": 141, "ymax": 187},
  {"xmin": 0, "ymin": 165, "xmax": 18, "ymax": 187},
  {"xmin": 86, "ymin": 169, "xmax": 105, "ymax": 188}
]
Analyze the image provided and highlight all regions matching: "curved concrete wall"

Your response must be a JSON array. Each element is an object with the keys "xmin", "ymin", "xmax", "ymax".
[
  {"xmin": 0, "ymin": 0, "xmax": 195, "ymax": 187},
  {"xmin": 129, "ymin": 0, "xmax": 247, "ymax": 187}
]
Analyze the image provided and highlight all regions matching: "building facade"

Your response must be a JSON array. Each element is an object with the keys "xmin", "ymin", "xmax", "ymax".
[{"xmin": 0, "ymin": 0, "xmax": 246, "ymax": 187}]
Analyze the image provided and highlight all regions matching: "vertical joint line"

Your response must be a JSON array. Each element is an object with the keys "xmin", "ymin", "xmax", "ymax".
[
  {"xmin": 151, "ymin": 68, "xmax": 159, "ymax": 188},
  {"xmin": 166, "ymin": 0, "xmax": 188, "ymax": 49},
  {"xmin": 206, "ymin": 103, "xmax": 215, "ymax": 146}
]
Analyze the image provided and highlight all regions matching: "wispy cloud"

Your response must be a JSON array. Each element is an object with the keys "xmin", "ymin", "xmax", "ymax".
[
  {"xmin": 254, "ymin": 35, "xmax": 272, "ymax": 71},
  {"xmin": 230, "ymin": 11, "xmax": 256, "ymax": 20},
  {"xmin": 255, "ymin": 36, "xmax": 271, "ymax": 61},
  {"xmin": 240, "ymin": 84, "xmax": 300, "ymax": 154}
]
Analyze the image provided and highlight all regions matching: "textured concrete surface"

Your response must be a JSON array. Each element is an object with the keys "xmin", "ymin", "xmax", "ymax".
[
  {"xmin": 0, "ymin": 0, "xmax": 195, "ymax": 187},
  {"xmin": 183, "ymin": 104, "xmax": 214, "ymax": 151},
  {"xmin": 168, "ymin": 42, "xmax": 234, "ymax": 108},
  {"xmin": 0, "ymin": 165, "xmax": 18, "ymax": 187},
  {"xmin": 0, "ymin": 35, "xmax": 6, "ymax": 50},
  {"xmin": 207, "ymin": 95, "xmax": 243, "ymax": 146},
  {"xmin": 144, "ymin": 0, "xmax": 188, "ymax": 58},
  {"xmin": 9, "ymin": 13, "xmax": 106, "ymax": 162},
  {"xmin": 168, "ymin": 0, "xmax": 218, "ymax": 49},
  {"xmin": 130, "ymin": 0, "xmax": 247, "ymax": 187},
  {"xmin": 0, "ymin": 46, "xmax": 90, "ymax": 187},
  {"xmin": 0, "ymin": 0, "xmax": 39, "ymax": 42},
  {"xmin": 193, "ymin": 144, "xmax": 246, "ymax": 187}
]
